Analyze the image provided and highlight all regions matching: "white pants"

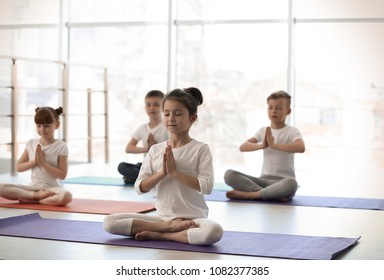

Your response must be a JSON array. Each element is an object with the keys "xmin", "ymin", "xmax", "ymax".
[
  {"xmin": 0, "ymin": 183, "xmax": 72, "ymax": 206},
  {"xmin": 104, "ymin": 213, "xmax": 223, "ymax": 245}
]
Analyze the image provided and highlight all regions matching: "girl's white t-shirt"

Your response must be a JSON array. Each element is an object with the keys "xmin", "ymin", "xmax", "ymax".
[
  {"xmin": 26, "ymin": 138, "xmax": 68, "ymax": 188},
  {"xmin": 135, "ymin": 139, "xmax": 214, "ymax": 221}
]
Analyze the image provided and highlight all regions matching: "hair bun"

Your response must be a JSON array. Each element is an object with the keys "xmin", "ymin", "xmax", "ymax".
[
  {"xmin": 55, "ymin": 106, "xmax": 63, "ymax": 115},
  {"xmin": 184, "ymin": 87, "xmax": 203, "ymax": 105}
]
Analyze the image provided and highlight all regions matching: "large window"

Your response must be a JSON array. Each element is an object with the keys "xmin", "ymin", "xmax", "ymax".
[
  {"xmin": 175, "ymin": 22, "xmax": 288, "ymax": 173},
  {"xmin": 0, "ymin": 0, "xmax": 383, "ymax": 191},
  {"xmin": 67, "ymin": 0, "xmax": 169, "ymax": 163},
  {"xmin": 0, "ymin": 0, "xmax": 61, "ymax": 60},
  {"xmin": 295, "ymin": 22, "xmax": 384, "ymax": 172}
]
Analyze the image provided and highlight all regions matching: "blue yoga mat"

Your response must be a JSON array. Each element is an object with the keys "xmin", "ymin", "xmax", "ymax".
[
  {"xmin": 64, "ymin": 176, "xmax": 131, "ymax": 186},
  {"xmin": 0, "ymin": 213, "xmax": 359, "ymax": 260},
  {"xmin": 205, "ymin": 190, "xmax": 384, "ymax": 210}
]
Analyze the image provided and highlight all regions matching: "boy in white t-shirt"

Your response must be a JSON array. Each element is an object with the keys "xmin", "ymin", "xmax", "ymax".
[
  {"xmin": 118, "ymin": 90, "xmax": 168, "ymax": 184},
  {"xmin": 224, "ymin": 90, "xmax": 305, "ymax": 201}
]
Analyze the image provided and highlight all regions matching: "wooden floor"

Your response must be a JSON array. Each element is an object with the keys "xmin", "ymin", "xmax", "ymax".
[{"xmin": 0, "ymin": 162, "xmax": 383, "ymax": 260}]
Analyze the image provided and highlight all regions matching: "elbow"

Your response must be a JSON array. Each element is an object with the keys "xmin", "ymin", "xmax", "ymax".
[
  {"xmin": 239, "ymin": 145, "xmax": 246, "ymax": 152},
  {"xmin": 199, "ymin": 178, "xmax": 213, "ymax": 194},
  {"xmin": 125, "ymin": 144, "xmax": 133, "ymax": 153},
  {"xmin": 299, "ymin": 145, "xmax": 306, "ymax": 153},
  {"xmin": 16, "ymin": 163, "xmax": 28, "ymax": 173},
  {"xmin": 294, "ymin": 140, "xmax": 305, "ymax": 153},
  {"xmin": 58, "ymin": 173, "xmax": 67, "ymax": 180},
  {"xmin": 58, "ymin": 170, "xmax": 68, "ymax": 180},
  {"xmin": 136, "ymin": 179, "xmax": 151, "ymax": 194}
]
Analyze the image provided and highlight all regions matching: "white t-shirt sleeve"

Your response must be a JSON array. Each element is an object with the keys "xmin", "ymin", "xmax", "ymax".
[
  {"xmin": 196, "ymin": 143, "xmax": 214, "ymax": 195},
  {"xmin": 134, "ymin": 142, "xmax": 164, "ymax": 194}
]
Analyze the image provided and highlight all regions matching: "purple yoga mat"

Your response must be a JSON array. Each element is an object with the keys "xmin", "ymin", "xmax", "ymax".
[
  {"xmin": 206, "ymin": 191, "xmax": 384, "ymax": 210},
  {"xmin": 0, "ymin": 213, "xmax": 360, "ymax": 260}
]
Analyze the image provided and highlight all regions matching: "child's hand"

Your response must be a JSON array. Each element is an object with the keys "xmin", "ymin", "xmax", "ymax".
[
  {"xmin": 265, "ymin": 127, "xmax": 275, "ymax": 147},
  {"xmin": 161, "ymin": 150, "xmax": 168, "ymax": 177},
  {"xmin": 164, "ymin": 144, "xmax": 177, "ymax": 176},
  {"xmin": 35, "ymin": 144, "xmax": 45, "ymax": 166},
  {"xmin": 147, "ymin": 133, "xmax": 156, "ymax": 149},
  {"xmin": 262, "ymin": 130, "xmax": 269, "ymax": 149}
]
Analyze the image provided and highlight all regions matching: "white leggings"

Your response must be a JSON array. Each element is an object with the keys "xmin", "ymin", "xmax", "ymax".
[
  {"xmin": 103, "ymin": 213, "xmax": 223, "ymax": 245},
  {"xmin": 0, "ymin": 183, "xmax": 72, "ymax": 206}
]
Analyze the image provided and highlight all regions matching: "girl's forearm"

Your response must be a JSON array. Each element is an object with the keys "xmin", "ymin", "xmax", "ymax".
[
  {"xmin": 16, "ymin": 160, "xmax": 36, "ymax": 172},
  {"xmin": 169, "ymin": 171, "xmax": 201, "ymax": 191},
  {"xmin": 39, "ymin": 162, "xmax": 67, "ymax": 180},
  {"xmin": 139, "ymin": 171, "xmax": 165, "ymax": 192}
]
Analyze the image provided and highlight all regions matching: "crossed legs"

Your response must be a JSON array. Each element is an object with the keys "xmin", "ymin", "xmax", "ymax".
[
  {"xmin": 0, "ymin": 183, "xmax": 72, "ymax": 206},
  {"xmin": 104, "ymin": 213, "xmax": 223, "ymax": 245},
  {"xmin": 224, "ymin": 169, "xmax": 298, "ymax": 201}
]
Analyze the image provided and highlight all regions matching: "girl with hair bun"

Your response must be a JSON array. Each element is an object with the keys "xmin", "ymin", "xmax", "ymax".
[
  {"xmin": 0, "ymin": 106, "xmax": 72, "ymax": 206},
  {"xmin": 104, "ymin": 87, "xmax": 223, "ymax": 245}
]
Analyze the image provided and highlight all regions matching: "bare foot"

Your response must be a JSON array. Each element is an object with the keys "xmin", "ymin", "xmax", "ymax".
[
  {"xmin": 135, "ymin": 231, "xmax": 163, "ymax": 241},
  {"xmin": 167, "ymin": 219, "xmax": 196, "ymax": 232},
  {"xmin": 19, "ymin": 199, "xmax": 40, "ymax": 204},
  {"xmin": 34, "ymin": 189, "xmax": 55, "ymax": 200},
  {"xmin": 226, "ymin": 190, "xmax": 261, "ymax": 200},
  {"xmin": 135, "ymin": 230, "xmax": 189, "ymax": 243}
]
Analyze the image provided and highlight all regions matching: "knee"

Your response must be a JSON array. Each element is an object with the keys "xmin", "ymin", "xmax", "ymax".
[
  {"xmin": 224, "ymin": 169, "xmax": 237, "ymax": 185},
  {"xmin": 188, "ymin": 220, "xmax": 224, "ymax": 245},
  {"xmin": 60, "ymin": 191, "xmax": 72, "ymax": 206},
  {"xmin": 0, "ymin": 184, "xmax": 11, "ymax": 194},
  {"xmin": 283, "ymin": 178, "xmax": 298, "ymax": 199},
  {"xmin": 103, "ymin": 215, "xmax": 115, "ymax": 234},
  {"xmin": 117, "ymin": 162, "xmax": 126, "ymax": 174},
  {"xmin": 205, "ymin": 222, "xmax": 224, "ymax": 245},
  {"xmin": 285, "ymin": 178, "xmax": 298, "ymax": 192},
  {"xmin": 103, "ymin": 215, "xmax": 122, "ymax": 235},
  {"xmin": 103, "ymin": 215, "xmax": 133, "ymax": 236}
]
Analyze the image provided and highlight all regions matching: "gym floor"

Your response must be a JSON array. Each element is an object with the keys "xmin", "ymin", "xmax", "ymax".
[{"xmin": 0, "ymin": 162, "xmax": 383, "ymax": 260}]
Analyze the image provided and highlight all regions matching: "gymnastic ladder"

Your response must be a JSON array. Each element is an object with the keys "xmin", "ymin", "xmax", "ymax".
[{"xmin": 0, "ymin": 55, "xmax": 109, "ymax": 175}]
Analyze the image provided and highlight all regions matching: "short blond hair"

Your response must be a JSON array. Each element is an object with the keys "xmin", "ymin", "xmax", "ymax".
[{"xmin": 267, "ymin": 90, "xmax": 291, "ymax": 106}]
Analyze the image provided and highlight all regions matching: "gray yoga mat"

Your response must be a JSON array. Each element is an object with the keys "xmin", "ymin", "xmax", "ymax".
[{"xmin": 0, "ymin": 213, "xmax": 360, "ymax": 260}]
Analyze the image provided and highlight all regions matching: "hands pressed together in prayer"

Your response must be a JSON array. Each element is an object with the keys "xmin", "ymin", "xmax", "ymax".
[
  {"xmin": 163, "ymin": 144, "xmax": 177, "ymax": 176},
  {"xmin": 147, "ymin": 133, "xmax": 156, "ymax": 150},
  {"xmin": 261, "ymin": 127, "xmax": 305, "ymax": 154},
  {"xmin": 35, "ymin": 144, "xmax": 45, "ymax": 167},
  {"xmin": 262, "ymin": 127, "xmax": 275, "ymax": 149}
]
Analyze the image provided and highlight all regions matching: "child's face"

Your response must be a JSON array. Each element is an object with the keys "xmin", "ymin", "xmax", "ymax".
[
  {"xmin": 163, "ymin": 99, "xmax": 196, "ymax": 135},
  {"xmin": 35, "ymin": 122, "xmax": 59, "ymax": 142},
  {"xmin": 267, "ymin": 98, "xmax": 291, "ymax": 126},
  {"xmin": 145, "ymin": 97, "xmax": 163, "ymax": 118}
]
